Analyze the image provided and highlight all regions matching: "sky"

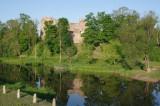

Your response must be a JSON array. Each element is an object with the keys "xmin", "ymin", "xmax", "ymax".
[{"xmin": 0, "ymin": 0, "xmax": 160, "ymax": 23}]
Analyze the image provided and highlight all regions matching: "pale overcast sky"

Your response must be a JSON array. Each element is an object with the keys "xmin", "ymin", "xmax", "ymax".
[{"xmin": 0, "ymin": 0, "xmax": 160, "ymax": 22}]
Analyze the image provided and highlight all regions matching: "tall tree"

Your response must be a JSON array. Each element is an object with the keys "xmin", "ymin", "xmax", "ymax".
[
  {"xmin": 58, "ymin": 18, "xmax": 76, "ymax": 63},
  {"xmin": 18, "ymin": 13, "xmax": 38, "ymax": 54},
  {"xmin": 1, "ymin": 20, "xmax": 20, "ymax": 56},
  {"xmin": 116, "ymin": 9, "xmax": 158, "ymax": 71},
  {"xmin": 83, "ymin": 12, "xmax": 115, "ymax": 47},
  {"xmin": 114, "ymin": 8, "xmax": 141, "ymax": 69},
  {"xmin": 44, "ymin": 20, "xmax": 59, "ymax": 54},
  {"xmin": 140, "ymin": 11, "xmax": 158, "ymax": 71}
]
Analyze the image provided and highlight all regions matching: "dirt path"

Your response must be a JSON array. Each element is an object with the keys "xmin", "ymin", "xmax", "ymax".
[{"xmin": 131, "ymin": 70, "xmax": 160, "ymax": 83}]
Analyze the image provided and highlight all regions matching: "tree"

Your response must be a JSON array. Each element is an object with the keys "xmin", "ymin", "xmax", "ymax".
[
  {"xmin": 18, "ymin": 13, "xmax": 38, "ymax": 55},
  {"xmin": 44, "ymin": 21, "xmax": 59, "ymax": 54},
  {"xmin": 0, "ymin": 21, "xmax": 7, "ymax": 56},
  {"xmin": 0, "ymin": 13, "xmax": 38, "ymax": 57},
  {"xmin": 1, "ymin": 19, "xmax": 20, "ymax": 56},
  {"xmin": 112, "ymin": 7, "xmax": 139, "ymax": 35},
  {"xmin": 114, "ymin": 7, "xmax": 143, "ymax": 69},
  {"xmin": 66, "ymin": 46, "xmax": 77, "ymax": 63},
  {"xmin": 118, "ymin": 21, "xmax": 144, "ymax": 69},
  {"xmin": 116, "ymin": 9, "xmax": 158, "ymax": 71},
  {"xmin": 83, "ymin": 12, "xmax": 115, "ymax": 47},
  {"xmin": 0, "ymin": 21, "xmax": 5, "ymax": 40},
  {"xmin": 140, "ymin": 11, "xmax": 158, "ymax": 71},
  {"xmin": 58, "ymin": 18, "xmax": 76, "ymax": 63}
]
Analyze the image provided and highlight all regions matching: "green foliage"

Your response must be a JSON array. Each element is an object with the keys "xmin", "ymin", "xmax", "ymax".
[
  {"xmin": 66, "ymin": 46, "xmax": 77, "ymax": 57},
  {"xmin": 100, "ymin": 40, "xmax": 121, "ymax": 64},
  {"xmin": 34, "ymin": 43, "xmax": 51, "ymax": 57},
  {"xmin": 149, "ymin": 47, "xmax": 160, "ymax": 61},
  {"xmin": 58, "ymin": 18, "xmax": 77, "ymax": 56},
  {"xmin": 75, "ymin": 44, "xmax": 93, "ymax": 63},
  {"xmin": 43, "ymin": 18, "xmax": 77, "ymax": 58},
  {"xmin": 6, "ymin": 82, "xmax": 25, "ymax": 89},
  {"xmin": 18, "ymin": 13, "xmax": 38, "ymax": 54},
  {"xmin": 37, "ymin": 43, "xmax": 44, "ymax": 57},
  {"xmin": 58, "ymin": 18, "xmax": 72, "ymax": 48},
  {"xmin": 83, "ymin": 12, "xmax": 115, "ymax": 46},
  {"xmin": 116, "ymin": 9, "xmax": 158, "ymax": 69},
  {"xmin": 118, "ymin": 22, "xmax": 143, "ymax": 68},
  {"xmin": 19, "ymin": 34, "xmax": 29, "ymax": 52},
  {"xmin": 45, "ymin": 24, "xmax": 59, "ymax": 54},
  {"xmin": 0, "ymin": 20, "xmax": 20, "ymax": 56},
  {"xmin": 0, "ymin": 13, "xmax": 38, "ymax": 56}
]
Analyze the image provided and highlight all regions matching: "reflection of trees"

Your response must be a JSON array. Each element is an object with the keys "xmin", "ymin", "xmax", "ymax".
[
  {"xmin": 0, "ymin": 64, "xmax": 32, "ymax": 84},
  {"xmin": 81, "ymin": 74, "xmax": 155, "ymax": 106},
  {"xmin": 82, "ymin": 74, "xmax": 122, "ymax": 106},
  {"xmin": 119, "ymin": 81, "xmax": 153, "ymax": 106},
  {"xmin": 46, "ymin": 70, "xmax": 75, "ymax": 105}
]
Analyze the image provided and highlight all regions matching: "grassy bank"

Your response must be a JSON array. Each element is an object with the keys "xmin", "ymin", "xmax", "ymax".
[
  {"xmin": 0, "ymin": 57, "xmax": 160, "ymax": 82},
  {"xmin": 0, "ymin": 88, "xmax": 52, "ymax": 106},
  {"xmin": 0, "ymin": 82, "xmax": 55, "ymax": 106}
]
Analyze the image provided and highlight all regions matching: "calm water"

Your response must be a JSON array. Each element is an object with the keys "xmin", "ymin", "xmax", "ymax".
[{"xmin": 0, "ymin": 64, "xmax": 160, "ymax": 106}]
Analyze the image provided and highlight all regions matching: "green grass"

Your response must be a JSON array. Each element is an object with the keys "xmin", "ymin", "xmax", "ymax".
[
  {"xmin": 0, "ymin": 57, "xmax": 160, "ymax": 82},
  {"xmin": 0, "ymin": 83, "xmax": 55, "ymax": 106},
  {"xmin": 0, "ymin": 89, "xmax": 52, "ymax": 106},
  {"xmin": 6, "ymin": 82, "xmax": 25, "ymax": 90}
]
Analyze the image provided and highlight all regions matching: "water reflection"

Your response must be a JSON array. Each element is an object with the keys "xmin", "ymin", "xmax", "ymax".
[
  {"xmin": 67, "ymin": 78, "xmax": 85, "ymax": 106},
  {"xmin": 153, "ymin": 83, "xmax": 160, "ymax": 106},
  {"xmin": 0, "ymin": 64, "xmax": 160, "ymax": 106},
  {"xmin": 67, "ymin": 93, "xmax": 85, "ymax": 106}
]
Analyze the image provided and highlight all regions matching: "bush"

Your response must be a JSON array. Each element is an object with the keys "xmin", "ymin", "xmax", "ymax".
[
  {"xmin": 149, "ymin": 47, "xmax": 160, "ymax": 62},
  {"xmin": 75, "ymin": 44, "xmax": 93, "ymax": 62},
  {"xmin": 100, "ymin": 40, "xmax": 121, "ymax": 64},
  {"xmin": 89, "ymin": 58, "xmax": 98, "ymax": 64},
  {"xmin": 135, "ymin": 61, "xmax": 145, "ymax": 70},
  {"xmin": 32, "ymin": 43, "xmax": 51, "ymax": 57}
]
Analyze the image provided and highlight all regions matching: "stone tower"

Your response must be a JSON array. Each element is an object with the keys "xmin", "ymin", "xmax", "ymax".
[{"xmin": 69, "ymin": 19, "xmax": 86, "ymax": 43}]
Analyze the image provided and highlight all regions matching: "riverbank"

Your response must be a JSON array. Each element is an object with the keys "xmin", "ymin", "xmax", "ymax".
[
  {"xmin": 0, "ymin": 57, "xmax": 160, "ymax": 82},
  {"xmin": 0, "ymin": 88, "xmax": 52, "ymax": 106}
]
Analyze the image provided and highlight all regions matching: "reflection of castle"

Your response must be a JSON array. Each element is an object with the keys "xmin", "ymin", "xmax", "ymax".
[{"xmin": 40, "ymin": 17, "xmax": 86, "ymax": 44}]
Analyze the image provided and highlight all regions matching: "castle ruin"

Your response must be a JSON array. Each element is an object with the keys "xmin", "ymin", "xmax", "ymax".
[{"xmin": 40, "ymin": 17, "xmax": 86, "ymax": 44}]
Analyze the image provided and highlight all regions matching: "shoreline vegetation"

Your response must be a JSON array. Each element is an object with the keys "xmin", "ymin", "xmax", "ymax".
[
  {"xmin": 0, "ymin": 7, "xmax": 160, "ymax": 83},
  {"xmin": 0, "ymin": 57, "xmax": 160, "ymax": 83}
]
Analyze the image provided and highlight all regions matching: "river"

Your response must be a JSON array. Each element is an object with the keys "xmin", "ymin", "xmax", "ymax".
[{"xmin": 0, "ymin": 64, "xmax": 160, "ymax": 106}]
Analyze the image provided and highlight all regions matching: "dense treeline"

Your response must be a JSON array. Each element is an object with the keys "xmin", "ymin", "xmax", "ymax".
[
  {"xmin": 0, "ymin": 7, "xmax": 160, "ymax": 71},
  {"xmin": 0, "ymin": 13, "xmax": 38, "ymax": 56},
  {"xmin": 83, "ymin": 7, "xmax": 160, "ymax": 71}
]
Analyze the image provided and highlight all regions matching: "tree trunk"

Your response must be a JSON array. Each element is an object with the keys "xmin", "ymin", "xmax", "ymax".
[
  {"xmin": 59, "ymin": 35, "xmax": 62, "ymax": 64},
  {"xmin": 59, "ymin": 72, "xmax": 62, "ymax": 97},
  {"xmin": 144, "ymin": 55, "xmax": 151, "ymax": 72},
  {"xmin": 144, "ymin": 82, "xmax": 150, "ymax": 96},
  {"xmin": 157, "ymin": 31, "xmax": 160, "ymax": 47}
]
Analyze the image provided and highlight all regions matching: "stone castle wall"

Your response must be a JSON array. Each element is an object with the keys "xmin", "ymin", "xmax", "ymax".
[{"xmin": 69, "ymin": 20, "xmax": 86, "ymax": 43}]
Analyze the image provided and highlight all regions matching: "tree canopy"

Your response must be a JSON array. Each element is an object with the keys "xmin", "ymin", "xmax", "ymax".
[{"xmin": 83, "ymin": 12, "xmax": 115, "ymax": 47}]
